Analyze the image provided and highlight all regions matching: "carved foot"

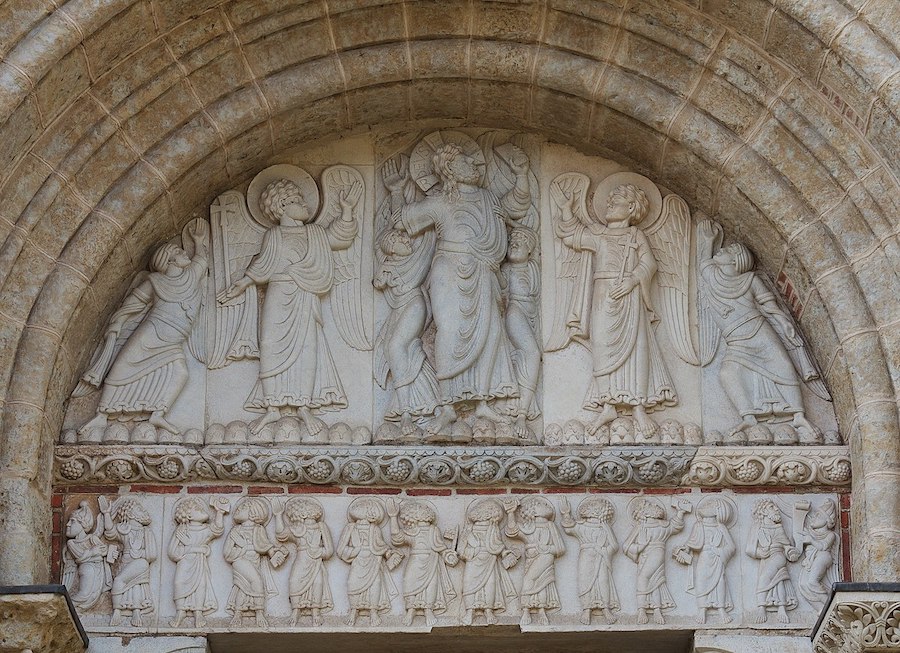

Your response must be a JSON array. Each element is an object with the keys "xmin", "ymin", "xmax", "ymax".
[
  {"xmin": 484, "ymin": 609, "xmax": 497, "ymax": 625},
  {"xmin": 312, "ymin": 614, "xmax": 324, "ymax": 627},
  {"xmin": 461, "ymin": 610, "xmax": 473, "ymax": 626},
  {"xmin": 256, "ymin": 612, "xmax": 268, "ymax": 628},
  {"xmin": 603, "ymin": 608, "xmax": 617, "ymax": 625},
  {"xmin": 719, "ymin": 609, "xmax": 733, "ymax": 624},
  {"xmin": 777, "ymin": 607, "xmax": 790, "ymax": 624},
  {"xmin": 78, "ymin": 413, "xmax": 108, "ymax": 438},
  {"xmin": 424, "ymin": 609, "xmax": 436, "ymax": 627},
  {"xmin": 250, "ymin": 408, "xmax": 280, "ymax": 435},
  {"xmin": 750, "ymin": 607, "xmax": 767, "ymax": 624},
  {"xmin": 636, "ymin": 609, "xmax": 649, "ymax": 625},
  {"xmin": 474, "ymin": 400, "xmax": 508, "ymax": 423},
  {"xmin": 580, "ymin": 609, "xmax": 591, "ymax": 625},
  {"xmin": 653, "ymin": 608, "xmax": 665, "ymax": 625},
  {"xmin": 346, "ymin": 610, "xmax": 358, "ymax": 627},
  {"xmin": 424, "ymin": 405, "xmax": 456, "ymax": 439},
  {"xmin": 400, "ymin": 414, "xmax": 421, "ymax": 441},
  {"xmin": 370, "ymin": 611, "xmax": 382, "ymax": 627},
  {"xmin": 404, "ymin": 609, "xmax": 415, "ymax": 627},
  {"xmin": 696, "ymin": 609, "xmax": 707, "ymax": 625},
  {"xmin": 537, "ymin": 609, "xmax": 550, "ymax": 626},
  {"xmin": 633, "ymin": 406, "xmax": 657, "ymax": 436},
  {"xmin": 520, "ymin": 610, "xmax": 532, "ymax": 627},
  {"xmin": 587, "ymin": 405, "xmax": 617, "ymax": 435},
  {"xmin": 149, "ymin": 410, "xmax": 180, "ymax": 435}
]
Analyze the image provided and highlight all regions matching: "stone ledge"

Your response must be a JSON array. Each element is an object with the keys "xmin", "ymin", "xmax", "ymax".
[
  {"xmin": 0, "ymin": 585, "xmax": 88, "ymax": 653},
  {"xmin": 53, "ymin": 445, "xmax": 850, "ymax": 488},
  {"xmin": 811, "ymin": 583, "xmax": 900, "ymax": 653}
]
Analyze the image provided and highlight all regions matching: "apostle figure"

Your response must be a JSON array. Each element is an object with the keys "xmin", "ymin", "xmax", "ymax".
[
  {"xmin": 746, "ymin": 498, "xmax": 801, "ymax": 624},
  {"xmin": 795, "ymin": 500, "xmax": 838, "ymax": 608},
  {"xmin": 168, "ymin": 496, "xmax": 229, "ymax": 627},
  {"xmin": 386, "ymin": 499, "xmax": 458, "ymax": 626},
  {"xmin": 76, "ymin": 219, "xmax": 209, "ymax": 436},
  {"xmin": 274, "ymin": 497, "xmax": 335, "ymax": 626},
  {"xmin": 389, "ymin": 137, "xmax": 532, "ymax": 436},
  {"xmin": 100, "ymin": 496, "xmax": 157, "ymax": 627},
  {"xmin": 673, "ymin": 496, "xmax": 736, "ymax": 624},
  {"xmin": 459, "ymin": 498, "xmax": 518, "ymax": 625},
  {"xmin": 63, "ymin": 501, "xmax": 115, "ymax": 611},
  {"xmin": 560, "ymin": 496, "xmax": 620, "ymax": 625}
]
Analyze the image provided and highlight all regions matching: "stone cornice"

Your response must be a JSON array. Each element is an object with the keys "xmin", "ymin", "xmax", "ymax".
[{"xmin": 54, "ymin": 445, "xmax": 850, "ymax": 488}]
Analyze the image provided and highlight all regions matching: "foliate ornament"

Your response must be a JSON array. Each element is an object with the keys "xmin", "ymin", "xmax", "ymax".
[
  {"xmin": 340, "ymin": 458, "xmax": 377, "ymax": 485},
  {"xmin": 464, "ymin": 458, "xmax": 502, "ymax": 484},
  {"xmin": 304, "ymin": 458, "xmax": 336, "ymax": 483},
  {"xmin": 551, "ymin": 458, "xmax": 589, "ymax": 485},
  {"xmin": 382, "ymin": 457, "xmax": 415, "ymax": 483},
  {"xmin": 60, "ymin": 458, "xmax": 87, "ymax": 481},
  {"xmin": 104, "ymin": 459, "xmax": 136, "ymax": 482},
  {"xmin": 814, "ymin": 599, "xmax": 900, "ymax": 653},
  {"xmin": 265, "ymin": 459, "xmax": 299, "ymax": 483},
  {"xmin": 419, "ymin": 458, "xmax": 456, "ymax": 485},
  {"xmin": 506, "ymin": 459, "xmax": 543, "ymax": 484},
  {"xmin": 684, "ymin": 447, "xmax": 850, "ymax": 487}
]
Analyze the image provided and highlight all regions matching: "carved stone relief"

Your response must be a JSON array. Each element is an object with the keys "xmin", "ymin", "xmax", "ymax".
[
  {"xmin": 61, "ymin": 491, "xmax": 840, "ymax": 633},
  {"xmin": 60, "ymin": 131, "xmax": 839, "ymax": 450}
]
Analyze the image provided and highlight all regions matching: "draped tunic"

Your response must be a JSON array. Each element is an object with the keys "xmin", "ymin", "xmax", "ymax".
[
  {"xmin": 400, "ymin": 188, "xmax": 517, "ymax": 405},
  {"xmin": 169, "ymin": 523, "xmax": 218, "ymax": 614}
]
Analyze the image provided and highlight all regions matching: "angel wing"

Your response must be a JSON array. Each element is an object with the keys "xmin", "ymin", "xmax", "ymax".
[
  {"xmin": 317, "ymin": 164, "xmax": 372, "ymax": 351},
  {"xmin": 71, "ymin": 271, "xmax": 151, "ymax": 397},
  {"xmin": 696, "ymin": 219, "xmax": 724, "ymax": 367},
  {"xmin": 757, "ymin": 273, "xmax": 832, "ymax": 401},
  {"xmin": 208, "ymin": 190, "xmax": 266, "ymax": 369},
  {"xmin": 545, "ymin": 172, "xmax": 594, "ymax": 351},
  {"xmin": 182, "ymin": 218, "xmax": 211, "ymax": 365},
  {"xmin": 643, "ymin": 194, "xmax": 700, "ymax": 365}
]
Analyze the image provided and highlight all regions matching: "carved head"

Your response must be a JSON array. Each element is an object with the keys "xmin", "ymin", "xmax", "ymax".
[
  {"xmin": 233, "ymin": 497, "xmax": 270, "ymax": 525},
  {"xmin": 466, "ymin": 498, "xmax": 504, "ymax": 524},
  {"xmin": 433, "ymin": 143, "xmax": 481, "ymax": 191},
  {"xmin": 262, "ymin": 179, "xmax": 310, "ymax": 225},
  {"xmin": 632, "ymin": 497, "xmax": 666, "ymax": 522},
  {"xmin": 810, "ymin": 500, "xmax": 837, "ymax": 530},
  {"xmin": 752, "ymin": 498, "xmax": 782, "ymax": 525},
  {"xmin": 151, "ymin": 243, "xmax": 189, "ymax": 274},
  {"xmin": 399, "ymin": 500, "xmax": 436, "ymax": 528},
  {"xmin": 66, "ymin": 501, "xmax": 94, "ymax": 537},
  {"xmin": 173, "ymin": 497, "xmax": 209, "ymax": 525},
  {"xmin": 112, "ymin": 498, "xmax": 151, "ymax": 526},
  {"xmin": 714, "ymin": 242, "xmax": 754, "ymax": 274},
  {"xmin": 518, "ymin": 496, "xmax": 555, "ymax": 522},
  {"xmin": 507, "ymin": 227, "xmax": 537, "ymax": 262},
  {"xmin": 577, "ymin": 496, "xmax": 614, "ymax": 523},
  {"xmin": 285, "ymin": 497, "xmax": 323, "ymax": 524},
  {"xmin": 606, "ymin": 183, "xmax": 650, "ymax": 225},
  {"xmin": 348, "ymin": 497, "xmax": 385, "ymax": 524},
  {"xmin": 697, "ymin": 496, "xmax": 733, "ymax": 525}
]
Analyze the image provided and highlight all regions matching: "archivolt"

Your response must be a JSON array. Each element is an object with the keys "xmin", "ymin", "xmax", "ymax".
[{"xmin": 0, "ymin": 0, "xmax": 896, "ymax": 584}]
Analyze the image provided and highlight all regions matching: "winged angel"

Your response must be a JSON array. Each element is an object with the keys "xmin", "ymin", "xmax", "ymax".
[
  {"xmin": 547, "ymin": 172, "xmax": 699, "ymax": 436},
  {"xmin": 215, "ymin": 164, "xmax": 370, "ymax": 436}
]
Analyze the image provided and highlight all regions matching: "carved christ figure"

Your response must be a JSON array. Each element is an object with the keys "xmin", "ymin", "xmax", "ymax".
[
  {"xmin": 550, "ymin": 179, "xmax": 682, "ymax": 436},
  {"xmin": 76, "ymin": 220, "xmax": 210, "ymax": 436},
  {"xmin": 391, "ymin": 142, "xmax": 532, "ymax": 435},
  {"xmin": 219, "ymin": 175, "xmax": 362, "ymax": 436},
  {"xmin": 696, "ymin": 220, "xmax": 825, "ymax": 439}
]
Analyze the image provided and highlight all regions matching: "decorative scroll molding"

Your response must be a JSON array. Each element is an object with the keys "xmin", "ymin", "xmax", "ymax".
[
  {"xmin": 54, "ymin": 445, "xmax": 850, "ymax": 488},
  {"xmin": 813, "ymin": 590, "xmax": 900, "ymax": 653}
]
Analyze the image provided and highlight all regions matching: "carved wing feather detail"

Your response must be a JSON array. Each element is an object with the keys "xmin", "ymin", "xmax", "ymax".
[
  {"xmin": 644, "ymin": 194, "xmax": 700, "ymax": 365},
  {"xmin": 208, "ymin": 190, "xmax": 265, "ymax": 369},
  {"xmin": 545, "ymin": 172, "xmax": 593, "ymax": 351},
  {"xmin": 318, "ymin": 164, "xmax": 373, "ymax": 351}
]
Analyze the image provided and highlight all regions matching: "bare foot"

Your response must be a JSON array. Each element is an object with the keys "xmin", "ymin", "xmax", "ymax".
[
  {"xmin": 580, "ymin": 609, "xmax": 591, "ymax": 625},
  {"xmin": 653, "ymin": 608, "xmax": 665, "ymax": 625},
  {"xmin": 462, "ymin": 609, "xmax": 473, "ymax": 626},
  {"xmin": 603, "ymin": 608, "xmax": 617, "ymax": 624},
  {"xmin": 370, "ymin": 611, "xmax": 382, "ymax": 627},
  {"xmin": 696, "ymin": 608, "xmax": 707, "ymax": 625},
  {"xmin": 520, "ymin": 610, "xmax": 532, "ymax": 627},
  {"xmin": 346, "ymin": 610, "xmax": 358, "ymax": 627},
  {"xmin": 425, "ymin": 609, "xmax": 436, "ymax": 627},
  {"xmin": 291, "ymin": 610, "xmax": 300, "ymax": 627},
  {"xmin": 299, "ymin": 408, "xmax": 326, "ymax": 437},
  {"xmin": 131, "ymin": 611, "xmax": 143, "ymax": 627},
  {"xmin": 719, "ymin": 608, "xmax": 732, "ymax": 624},
  {"xmin": 250, "ymin": 407, "xmax": 280, "ymax": 435},
  {"xmin": 425, "ymin": 405, "xmax": 456, "ymax": 437},
  {"xmin": 404, "ymin": 608, "xmax": 415, "ymax": 626},
  {"xmin": 633, "ymin": 406, "xmax": 658, "ymax": 436},
  {"xmin": 485, "ymin": 609, "xmax": 497, "ymax": 625},
  {"xmin": 587, "ymin": 405, "xmax": 617, "ymax": 435},
  {"xmin": 537, "ymin": 608, "xmax": 550, "ymax": 626},
  {"xmin": 750, "ymin": 607, "xmax": 767, "ymax": 624},
  {"xmin": 149, "ymin": 410, "xmax": 180, "ymax": 434},
  {"xmin": 78, "ymin": 413, "xmax": 108, "ymax": 437},
  {"xmin": 637, "ymin": 609, "xmax": 649, "ymax": 625},
  {"xmin": 777, "ymin": 607, "xmax": 790, "ymax": 624},
  {"xmin": 170, "ymin": 612, "xmax": 184, "ymax": 628},
  {"xmin": 474, "ymin": 400, "xmax": 507, "ymax": 422},
  {"xmin": 793, "ymin": 413, "xmax": 822, "ymax": 443},
  {"xmin": 256, "ymin": 612, "xmax": 268, "ymax": 628},
  {"xmin": 400, "ymin": 413, "xmax": 419, "ymax": 438}
]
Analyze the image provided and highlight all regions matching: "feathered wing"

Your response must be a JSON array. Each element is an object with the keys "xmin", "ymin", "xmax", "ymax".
[
  {"xmin": 696, "ymin": 220, "xmax": 724, "ymax": 367},
  {"xmin": 545, "ymin": 172, "xmax": 593, "ymax": 352},
  {"xmin": 643, "ymin": 194, "xmax": 700, "ymax": 365},
  {"xmin": 318, "ymin": 164, "xmax": 373, "ymax": 351},
  {"xmin": 71, "ymin": 271, "xmax": 151, "ymax": 398},
  {"xmin": 182, "ymin": 218, "xmax": 211, "ymax": 365},
  {"xmin": 208, "ymin": 190, "xmax": 266, "ymax": 369},
  {"xmin": 757, "ymin": 273, "xmax": 832, "ymax": 401}
]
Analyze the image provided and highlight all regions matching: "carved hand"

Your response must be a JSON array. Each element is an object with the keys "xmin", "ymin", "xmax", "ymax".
[
  {"xmin": 217, "ymin": 277, "xmax": 251, "ymax": 303},
  {"xmin": 97, "ymin": 496, "xmax": 110, "ymax": 514},
  {"xmin": 382, "ymin": 157, "xmax": 408, "ymax": 192},
  {"xmin": 501, "ymin": 497, "xmax": 519, "ymax": 514},
  {"xmin": 698, "ymin": 219, "xmax": 721, "ymax": 243},
  {"xmin": 385, "ymin": 498, "xmax": 400, "ymax": 518},
  {"xmin": 549, "ymin": 183, "xmax": 575, "ymax": 213},
  {"xmin": 339, "ymin": 183, "xmax": 363, "ymax": 213},
  {"xmin": 187, "ymin": 219, "xmax": 209, "ymax": 243},
  {"xmin": 507, "ymin": 149, "xmax": 530, "ymax": 175},
  {"xmin": 609, "ymin": 276, "xmax": 638, "ymax": 300}
]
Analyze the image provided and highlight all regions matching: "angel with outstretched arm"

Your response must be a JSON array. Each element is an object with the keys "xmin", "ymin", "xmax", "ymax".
[
  {"xmin": 76, "ymin": 219, "xmax": 210, "ymax": 436},
  {"xmin": 696, "ymin": 220, "xmax": 822, "ymax": 440},
  {"xmin": 218, "ymin": 175, "xmax": 363, "ymax": 436},
  {"xmin": 549, "ymin": 178, "xmax": 676, "ymax": 437}
]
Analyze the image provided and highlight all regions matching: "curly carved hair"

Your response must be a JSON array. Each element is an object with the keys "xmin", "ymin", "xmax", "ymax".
[
  {"xmin": 577, "ymin": 496, "xmax": 614, "ymax": 522},
  {"xmin": 261, "ymin": 179, "xmax": 304, "ymax": 223},
  {"xmin": 752, "ymin": 498, "xmax": 780, "ymax": 523},
  {"xmin": 466, "ymin": 498, "xmax": 504, "ymax": 524},
  {"xmin": 173, "ymin": 497, "xmax": 208, "ymax": 525},
  {"xmin": 285, "ymin": 497, "xmax": 323, "ymax": 523},
  {"xmin": 113, "ymin": 498, "xmax": 151, "ymax": 526},
  {"xmin": 518, "ymin": 496, "xmax": 555, "ymax": 521},
  {"xmin": 348, "ymin": 497, "xmax": 385, "ymax": 524},
  {"xmin": 233, "ymin": 497, "xmax": 270, "ymax": 525},
  {"xmin": 398, "ymin": 500, "xmax": 436, "ymax": 529},
  {"xmin": 608, "ymin": 183, "xmax": 650, "ymax": 224}
]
